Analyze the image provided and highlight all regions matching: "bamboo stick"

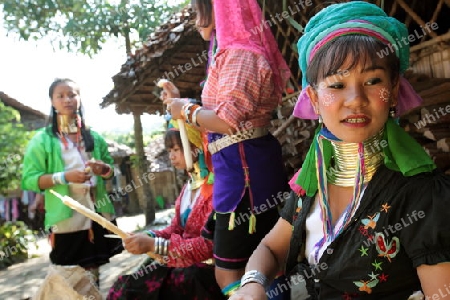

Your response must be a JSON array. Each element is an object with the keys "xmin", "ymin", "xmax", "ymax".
[
  {"xmin": 396, "ymin": 0, "xmax": 438, "ymax": 38},
  {"xmin": 389, "ymin": 1, "xmax": 398, "ymax": 16},
  {"xmin": 177, "ymin": 119, "xmax": 193, "ymax": 171},
  {"xmin": 410, "ymin": 31, "xmax": 450, "ymax": 53},
  {"xmin": 404, "ymin": 0, "xmax": 418, "ymax": 28},
  {"xmin": 274, "ymin": 115, "xmax": 296, "ymax": 138},
  {"xmin": 49, "ymin": 189, "xmax": 159, "ymax": 259},
  {"xmin": 419, "ymin": 0, "xmax": 444, "ymax": 45},
  {"xmin": 431, "ymin": 0, "xmax": 444, "ymax": 26}
]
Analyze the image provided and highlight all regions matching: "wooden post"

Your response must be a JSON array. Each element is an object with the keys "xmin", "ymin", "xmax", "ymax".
[
  {"xmin": 410, "ymin": 31, "xmax": 450, "ymax": 53},
  {"xmin": 133, "ymin": 111, "xmax": 155, "ymax": 225}
]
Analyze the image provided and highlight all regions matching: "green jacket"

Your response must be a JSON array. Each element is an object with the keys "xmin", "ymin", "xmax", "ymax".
[{"xmin": 21, "ymin": 127, "xmax": 115, "ymax": 229}]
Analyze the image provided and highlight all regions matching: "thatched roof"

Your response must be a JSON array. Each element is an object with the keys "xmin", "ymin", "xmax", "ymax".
[
  {"xmin": 101, "ymin": 6, "xmax": 208, "ymax": 115},
  {"xmin": 0, "ymin": 91, "xmax": 48, "ymax": 130},
  {"xmin": 106, "ymin": 139, "xmax": 134, "ymax": 158}
]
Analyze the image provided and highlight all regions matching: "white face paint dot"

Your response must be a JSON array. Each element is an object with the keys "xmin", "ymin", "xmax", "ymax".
[
  {"xmin": 321, "ymin": 93, "xmax": 335, "ymax": 106},
  {"xmin": 379, "ymin": 88, "xmax": 391, "ymax": 103}
]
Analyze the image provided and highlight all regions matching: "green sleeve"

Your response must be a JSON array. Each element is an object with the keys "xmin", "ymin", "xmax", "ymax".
[
  {"xmin": 21, "ymin": 132, "xmax": 47, "ymax": 193},
  {"xmin": 98, "ymin": 134, "xmax": 114, "ymax": 167},
  {"xmin": 94, "ymin": 132, "xmax": 114, "ymax": 179}
]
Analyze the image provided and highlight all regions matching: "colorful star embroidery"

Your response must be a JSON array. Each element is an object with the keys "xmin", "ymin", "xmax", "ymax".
[
  {"xmin": 359, "ymin": 245, "xmax": 369, "ymax": 256},
  {"xmin": 342, "ymin": 294, "xmax": 352, "ymax": 300},
  {"xmin": 372, "ymin": 260, "xmax": 383, "ymax": 271},
  {"xmin": 381, "ymin": 203, "xmax": 391, "ymax": 213},
  {"xmin": 359, "ymin": 225, "xmax": 369, "ymax": 236},
  {"xmin": 378, "ymin": 273, "xmax": 389, "ymax": 282},
  {"xmin": 368, "ymin": 272, "xmax": 379, "ymax": 280},
  {"xmin": 342, "ymin": 292, "xmax": 358, "ymax": 300}
]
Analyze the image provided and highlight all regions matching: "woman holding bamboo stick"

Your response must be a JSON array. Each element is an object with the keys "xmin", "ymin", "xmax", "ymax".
[{"xmin": 21, "ymin": 78, "xmax": 122, "ymax": 288}]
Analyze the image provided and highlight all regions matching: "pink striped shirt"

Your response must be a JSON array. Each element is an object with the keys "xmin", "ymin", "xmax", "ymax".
[{"xmin": 201, "ymin": 49, "xmax": 281, "ymax": 130}]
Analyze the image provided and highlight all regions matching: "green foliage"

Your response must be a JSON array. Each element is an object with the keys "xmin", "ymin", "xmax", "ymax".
[
  {"xmin": 0, "ymin": 0, "xmax": 189, "ymax": 56},
  {"xmin": 0, "ymin": 101, "xmax": 32, "ymax": 195},
  {"xmin": 101, "ymin": 129, "xmax": 165, "ymax": 150},
  {"xmin": 0, "ymin": 221, "xmax": 37, "ymax": 270},
  {"xmin": 103, "ymin": 130, "xmax": 137, "ymax": 149}
]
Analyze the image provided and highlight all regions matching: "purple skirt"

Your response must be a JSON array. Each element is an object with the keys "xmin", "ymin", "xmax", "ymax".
[{"xmin": 208, "ymin": 133, "xmax": 289, "ymax": 213}]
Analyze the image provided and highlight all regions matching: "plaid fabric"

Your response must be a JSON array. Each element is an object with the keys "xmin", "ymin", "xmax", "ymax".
[{"xmin": 202, "ymin": 49, "xmax": 280, "ymax": 130}]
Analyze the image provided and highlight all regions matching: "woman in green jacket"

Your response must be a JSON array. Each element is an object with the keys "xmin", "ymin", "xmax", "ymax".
[{"xmin": 21, "ymin": 78, "xmax": 122, "ymax": 287}]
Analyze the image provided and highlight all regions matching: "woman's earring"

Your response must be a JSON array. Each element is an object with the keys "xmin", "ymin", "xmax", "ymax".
[
  {"xmin": 389, "ymin": 106, "xmax": 396, "ymax": 118},
  {"xmin": 318, "ymin": 115, "xmax": 323, "ymax": 123}
]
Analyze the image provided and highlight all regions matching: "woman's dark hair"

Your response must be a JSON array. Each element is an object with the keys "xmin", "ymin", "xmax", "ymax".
[
  {"xmin": 191, "ymin": 0, "xmax": 213, "ymax": 28},
  {"xmin": 164, "ymin": 129, "xmax": 198, "ymax": 164},
  {"xmin": 47, "ymin": 78, "xmax": 95, "ymax": 152},
  {"xmin": 164, "ymin": 130, "xmax": 183, "ymax": 150},
  {"xmin": 306, "ymin": 35, "xmax": 400, "ymax": 88}
]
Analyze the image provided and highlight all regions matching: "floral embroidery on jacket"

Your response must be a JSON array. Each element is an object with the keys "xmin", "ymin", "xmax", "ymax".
[{"xmin": 353, "ymin": 202, "xmax": 400, "ymax": 295}]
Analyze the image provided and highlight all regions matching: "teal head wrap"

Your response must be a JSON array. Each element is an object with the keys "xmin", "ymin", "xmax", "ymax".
[
  {"xmin": 297, "ymin": 1, "xmax": 409, "ymax": 88},
  {"xmin": 293, "ymin": 1, "xmax": 423, "ymax": 120},
  {"xmin": 290, "ymin": 2, "xmax": 435, "ymax": 198}
]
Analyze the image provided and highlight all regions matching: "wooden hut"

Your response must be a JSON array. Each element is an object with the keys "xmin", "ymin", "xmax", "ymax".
[
  {"xmin": 103, "ymin": 1, "xmax": 450, "ymax": 179},
  {"xmin": 101, "ymin": 6, "xmax": 208, "ymax": 115},
  {"xmin": 103, "ymin": 140, "xmax": 141, "ymax": 216},
  {"xmin": 145, "ymin": 136, "xmax": 181, "ymax": 208},
  {"xmin": 0, "ymin": 93, "xmax": 48, "ymax": 225},
  {"xmin": 0, "ymin": 92, "xmax": 47, "ymax": 130}
]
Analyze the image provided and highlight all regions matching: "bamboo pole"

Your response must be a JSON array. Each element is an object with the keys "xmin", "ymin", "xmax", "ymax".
[
  {"xmin": 177, "ymin": 119, "xmax": 193, "ymax": 172},
  {"xmin": 422, "ymin": 0, "xmax": 445, "ymax": 44},
  {"xmin": 274, "ymin": 115, "xmax": 296, "ymax": 138},
  {"xmin": 410, "ymin": 31, "xmax": 450, "ymax": 53},
  {"xmin": 49, "ymin": 189, "xmax": 159, "ymax": 260},
  {"xmin": 403, "ymin": 0, "xmax": 418, "ymax": 28},
  {"xmin": 431, "ymin": 0, "xmax": 445, "ymax": 26},
  {"xmin": 282, "ymin": 91, "xmax": 301, "ymax": 102},
  {"xmin": 396, "ymin": 0, "xmax": 438, "ymax": 38},
  {"xmin": 389, "ymin": 1, "xmax": 398, "ymax": 16}
]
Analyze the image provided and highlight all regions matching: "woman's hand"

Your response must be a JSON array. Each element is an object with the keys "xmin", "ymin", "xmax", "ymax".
[
  {"xmin": 64, "ymin": 169, "xmax": 91, "ymax": 183},
  {"xmin": 123, "ymin": 233, "xmax": 154, "ymax": 254},
  {"xmin": 163, "ymin": 98, "xmax": 189, "ymax": 120},
  {"xmin": 86, "ymin": 160, "xmax": 110, "ymax": 176},
  {"xmin": 229, "ymin": 283, "xmax": 267, "ymax": 300},
  {"xmin": 160, "ymin": 81, "xmax": 181, "ymax": 99}
]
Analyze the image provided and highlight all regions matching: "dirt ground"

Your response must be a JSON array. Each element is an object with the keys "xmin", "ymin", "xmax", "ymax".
[{"xmin": 0, "ymin": 211, "xmax": 173, "ymax": 300}]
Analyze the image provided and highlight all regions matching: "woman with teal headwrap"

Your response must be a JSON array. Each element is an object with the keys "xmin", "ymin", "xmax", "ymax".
[{"xmin": 231, "ymin": 2, "xmax": 450, "ymax": 299}]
